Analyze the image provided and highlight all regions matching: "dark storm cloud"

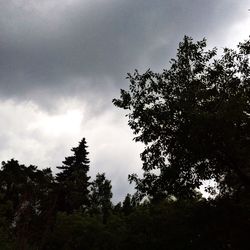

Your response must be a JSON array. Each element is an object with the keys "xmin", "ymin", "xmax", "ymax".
[{"xmin": 0, "ymin": 0, "xmax": 248, "ymax": 105}]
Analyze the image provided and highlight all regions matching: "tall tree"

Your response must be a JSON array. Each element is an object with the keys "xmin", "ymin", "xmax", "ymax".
[
  {"xmin": 56, "ymin": 138, "xmax": 91, "ymax": 213},
  {"xmin": 113, "ymin": 36, "xmax": 250, "ymax": 200}
]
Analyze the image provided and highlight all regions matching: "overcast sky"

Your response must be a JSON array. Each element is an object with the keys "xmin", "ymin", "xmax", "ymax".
[{"xmin": 0, "ymin": 0, "xmax": 249, "ymax": 202}]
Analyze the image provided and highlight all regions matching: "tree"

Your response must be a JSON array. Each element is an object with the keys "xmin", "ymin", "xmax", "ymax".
[
  {"xmin": 56, "ymin": 138, "xmax": 91, "ymax": 213},
  {"xmin": 89, "ymin": 173, "xmax": 113, "ymax": 223},
  {"xmin": 0, "ymin": 159, "xmax": 55, "ymax": 249},
  {"xmin": 122, "ymin": 194, "xmax": 135, "ymax": 216},
  {"xmin": 113, "ymin": 36, "xmax": 250, "ymax": 200}
]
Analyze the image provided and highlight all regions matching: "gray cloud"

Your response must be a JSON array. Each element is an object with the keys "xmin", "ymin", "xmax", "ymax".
[{"xmin": 0, "ymin": 0, "xmax": 248, "ymax": 105}]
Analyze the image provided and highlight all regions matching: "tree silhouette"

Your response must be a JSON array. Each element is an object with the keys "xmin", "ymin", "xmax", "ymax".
[
  {"xmin": 0, "ymin": 159, "xmax": 55, "ymax": 249},
  {"xmin": 122, "ymin": 194, "xmax": 136, "ymax": 216},
  {"xmin": 113, "ymin": 36, "xmax": 250, "ymax": 200},
  {"xmin": 89, "ymin": 173, "xmax": 113, "ymax": 223},
  {"xmin": 56, "ymin": 138, "xmax": 91, "ymax": 213}
]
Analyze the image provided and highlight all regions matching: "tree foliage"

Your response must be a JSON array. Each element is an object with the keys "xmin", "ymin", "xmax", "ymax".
[
  {"xmin": 113, "ymin": 36, "xmax": 250, "ymax": 199},
  {"xmin": 89, "ymin": 173, "xmax": 113, "ymax": 223},
  {"xmin": 0, "ymin": 159, "xmax": 55, "ymax": 249}
]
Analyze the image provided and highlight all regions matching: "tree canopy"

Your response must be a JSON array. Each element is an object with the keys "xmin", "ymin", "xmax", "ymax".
[{"xmin": 113, "ymin": 36, "xmax": 250, "ymax": 200}]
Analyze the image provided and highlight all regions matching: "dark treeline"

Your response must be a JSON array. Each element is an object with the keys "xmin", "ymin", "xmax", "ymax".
[{"xmin": 1, "ymin": 36, "xmax": 250, "ymax": 249}]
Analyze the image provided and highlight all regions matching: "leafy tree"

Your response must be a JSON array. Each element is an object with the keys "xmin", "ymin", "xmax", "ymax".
[
  {"xmin": 113, "ymin": 202, "xmax": 122, "ymax": 215},
  {"xmin": 89, "ymin": 173, "xmax": 113, "ymax": 223},
  {"xmin": 56, "ymin": 138, "xmax": 91, "ymax": 213},
  {"xmin": 122, "ymin": 194, "xmax": 136, "ymax": 216},
  {"xmin": 0, "ymin": 159, "xmax": 55, "ymax": 249},
  {"xmin": 113, "ymin": 36, "xmax": 250, "ymax": 200}
]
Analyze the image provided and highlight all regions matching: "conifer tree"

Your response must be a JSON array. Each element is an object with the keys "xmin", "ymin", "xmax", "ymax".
[{"xmin": 56, "ymin": 138, "xmax": 91, "ymax": 213}]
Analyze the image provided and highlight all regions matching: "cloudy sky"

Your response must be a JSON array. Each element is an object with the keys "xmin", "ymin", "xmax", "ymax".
[{"xmin": 0, "ymin": 0, "xmax": 249, "ymax": 202}]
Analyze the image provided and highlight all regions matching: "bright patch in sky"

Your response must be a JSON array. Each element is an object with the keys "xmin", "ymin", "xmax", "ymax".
[
  {"xmin": 224, "ymin": 13, "xmax": 250, "ymax": 48},
  {"xmin": 28, "ymin": 109, "xmax": 83, "ymax": 137}
]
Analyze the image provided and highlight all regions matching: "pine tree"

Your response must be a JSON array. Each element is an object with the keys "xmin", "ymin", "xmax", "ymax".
[{"xmin": 56, "ymin": 138, "xmax": 91, "ymax": 213}]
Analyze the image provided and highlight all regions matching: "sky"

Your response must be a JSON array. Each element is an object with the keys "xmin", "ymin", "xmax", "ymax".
[{"xmin": 0, "ymin": 0, "xmax": 249, "ymax": 202}]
